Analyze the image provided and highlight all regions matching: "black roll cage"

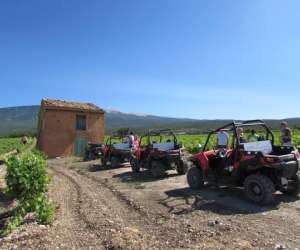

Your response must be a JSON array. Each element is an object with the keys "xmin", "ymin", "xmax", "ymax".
[
  {"xmin": 139, "ymin": 129, "xmax": 178, "ymax": 146},
  {"xmin": 202, "ymin": 120, "xmax": 274, "ymax": 152},
  {"xmin": 105, "ymin": 136, "xmax": 127, "ymax": 146}
]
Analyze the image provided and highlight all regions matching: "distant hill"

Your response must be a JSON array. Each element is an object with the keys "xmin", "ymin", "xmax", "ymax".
[
  {"xmin": 0, "ymin": 106, "xmax": 39, "ymax": 136},
  {"xmin": 0, "ymin": 105, "xmax": 300, "ymax": 136},
  {"xmin": 104, "ymin": 109, "xmax": 230, "ymax": 133}
]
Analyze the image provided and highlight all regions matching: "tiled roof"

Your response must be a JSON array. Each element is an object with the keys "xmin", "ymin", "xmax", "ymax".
[{"xmin": 41, "ymin": 99, "xmax": 104, "ymax": 113}]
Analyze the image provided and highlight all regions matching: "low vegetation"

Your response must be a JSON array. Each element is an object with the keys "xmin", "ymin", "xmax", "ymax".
[
  {"xmin": 0, "ymin": 137, "xmax": 35, "ymax": 156},
  {"xmin": 1, "ymin": 151, "xmax": 53, "ymax": 236}
]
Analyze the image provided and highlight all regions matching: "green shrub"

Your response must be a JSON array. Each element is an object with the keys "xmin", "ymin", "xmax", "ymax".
[
  {"xmin": 6, "ymin": 152, "xmax": 48, "ymax": 198},
  {"xmin": 2, "ymin": 151, "xmax": 53, "ymax": 235},
  {"xmin": 31, "ymin": 149, "xmax": 47, "ymax": 161}
]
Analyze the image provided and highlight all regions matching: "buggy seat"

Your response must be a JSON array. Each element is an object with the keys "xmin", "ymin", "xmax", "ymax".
[
  {"xmin": 242, "ymin": 140, "xmax": 273, "ymax": 155},
  {"xmin": 112, "ymin": 143, "xmax": 131, "ymax": 150},
  {"xmin": 153, "ymin": 142, "xmax": 175, "ymax": 151}
]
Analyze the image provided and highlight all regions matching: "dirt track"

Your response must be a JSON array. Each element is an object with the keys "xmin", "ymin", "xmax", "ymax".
[{"xmin": 1, "ymin": 157, "xmax": 300, "ymax": 249}]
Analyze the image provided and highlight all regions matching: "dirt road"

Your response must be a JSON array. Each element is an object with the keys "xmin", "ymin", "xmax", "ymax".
[{"xmin": 1, "ymin": 157, "xmax": 300, "ymax": 249}]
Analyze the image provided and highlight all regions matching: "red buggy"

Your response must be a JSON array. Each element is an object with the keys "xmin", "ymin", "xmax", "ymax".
[
  {"xmin": 100, "ymin": 136, "xmax": 133, "ymax": 168},
  {"xmin": 131, "ymin": 129, "xmax": 189, "ymax": 178},
  {"xmin": 187, "ymin": 120, "xmax": 300, "ymax": 205}
]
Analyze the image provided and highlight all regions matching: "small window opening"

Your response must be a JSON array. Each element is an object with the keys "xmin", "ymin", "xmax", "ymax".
[{"xmin": 76, "ymin": 115, "xmax": 86, "ymax": 131}]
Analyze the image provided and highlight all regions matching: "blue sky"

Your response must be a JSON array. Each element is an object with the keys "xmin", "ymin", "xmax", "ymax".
[{"xmin": 0, "ymin": 0, "xmax": 299, "ymax": 119}]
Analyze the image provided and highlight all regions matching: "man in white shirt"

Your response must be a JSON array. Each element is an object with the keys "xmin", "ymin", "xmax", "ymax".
[
  {"xmin": 217, "ymin": 129, "xmax": 229, "ymax": 149},
  {"xmin": 127, "ymin": 132, "xmax": 135, "ymax": 147}
]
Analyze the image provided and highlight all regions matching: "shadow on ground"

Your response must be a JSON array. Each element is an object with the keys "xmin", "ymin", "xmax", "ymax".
[
  {"xmin": 160, "ymin": 186, "xmax": 299, "ymax": 216},
  {"xmin": 113, "ymin": 170, "xmax": 178, "ymax": 183},
  {"xmin": 87, "ymin": 163, "xmax": 129, "ymax": 172},
  {"xmin": 0, "ymin": 189, "xmax": 15, "ymax": 229}
]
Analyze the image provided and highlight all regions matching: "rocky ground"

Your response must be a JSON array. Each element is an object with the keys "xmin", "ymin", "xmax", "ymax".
[{"xmin": 0, "ymin": 157, "xmax": 300, "ymax": 249}]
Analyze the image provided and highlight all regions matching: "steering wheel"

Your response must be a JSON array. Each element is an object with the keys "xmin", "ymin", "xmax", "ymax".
[{"xmin": 214, "ymin": 148, "xmax": 227, "ymax": 158}]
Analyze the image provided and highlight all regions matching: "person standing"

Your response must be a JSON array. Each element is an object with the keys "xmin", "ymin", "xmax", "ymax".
[
  {"xmin": 280, "ymin": 121, "xmax": 293, "ymax": 146},
  {"xmin": 237, "ymin": 128, "xmax": 246, "ymax": 143},
  {"xmin": 217, "ymin": 129, "xmax": 229, "ymax": 148},
  {"xmin": 132, "ymin": 134, "xmax": 139, "ymax": 150},
  {"xmin": 127, "ymin": 131, "xmax": 135, "ymax": 147}
]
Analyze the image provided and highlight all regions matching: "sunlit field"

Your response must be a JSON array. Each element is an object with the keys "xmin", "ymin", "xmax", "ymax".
[
  {"xmin": 106, "ymin": 129, "xmax": 300, "ymax": 154},
  {"xmin": 176, "ymin": 130, "xmax": 300, "ymax": 153},
  {"xmin": 0, "ymin": 137, "xmax": 34, "ymax": 155}
]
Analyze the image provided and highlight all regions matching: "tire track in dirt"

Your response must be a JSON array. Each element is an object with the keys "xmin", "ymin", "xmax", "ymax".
[
  {"xmin": 73, "ymin": 161, "xmax": 300, "ymax": 249},
  {"xmin": 79, "ymin": 170, "xmax": 170, "ymax": 221},
  {"xmin": 49, "ymin": 166, "xmax": 144, "ymax": 230},
  {"xmin": 48, "ymin": 164, "xmax": 159, "ymax": 249},
  {"xmin": 47, "ymin": 167, "xmax": 102, "ymax": 249},
  {"xmin": 48, "ymin": 162, "xmax": 233, "ymax": 250}
]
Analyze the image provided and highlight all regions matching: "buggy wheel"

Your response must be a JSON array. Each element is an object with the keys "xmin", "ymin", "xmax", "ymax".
[
  {"xmin": 281, "ymin": 173, "xmax": 300, "ymax": 196},
  {"xmin": 101, "ymin": 157, "xmax": 107, "ymax": 167},
  {"xmin": 130, "ymin": 158, "xmax": 140, "ymax": 173},
  {"xmin": 177, "ymin": 159, "xmax": 189, "ymax": 175},
  {"xmin": 187, "ymin": 165, "xmax": 204, "ymax": 189},
  {"xmin": 88, "ymin": 152, "xmax": 96, "ymax": 160},
  {"xmin": 83, "ymin": 150, "xmax": 90, "ymax": 161},
  {"xmin": 111, "ymin": 156, "xmax": 121, "ymax": 168},
  {"xmin": 244, "ymin": 174, "xmax": 275, "ymax": 205},
  {"xmin": 151, "ymin": 161, "xmax": 166, "ymax": 178}
]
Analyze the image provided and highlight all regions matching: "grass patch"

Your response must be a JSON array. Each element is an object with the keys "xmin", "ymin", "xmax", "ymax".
[{"xmin": 0, "ymin": 137, "xmax": 36, "ymax": 157}]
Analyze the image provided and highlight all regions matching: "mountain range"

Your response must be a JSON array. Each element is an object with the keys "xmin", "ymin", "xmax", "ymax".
[{"xmin": 0, "ymin": 105, "xmax": 299, "ymax": 136}]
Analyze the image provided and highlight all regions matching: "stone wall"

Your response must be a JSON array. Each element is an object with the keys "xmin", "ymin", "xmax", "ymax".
[{"xmin": 38, "ymin": 109, "xmax": 104, "ymax": 158}]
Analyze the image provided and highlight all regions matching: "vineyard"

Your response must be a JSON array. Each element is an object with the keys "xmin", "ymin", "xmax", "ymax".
[
  {"xmin": 2, "ymin": 130, "xmax": 299, "ymax": 157},
  {"xmin": 177, "ymin": 129, "xmax": 300, "ymax": 153},
  {"xmin": 0, "ymin": 136, "xmax": 52, "ymax": 238},
  {"xmin": 106, "ymin": 129, "xmax": 300, "ymax": 154},
  {"xmin": 0, "ymin": 137, "xmax": 35, "ymax": 156}
]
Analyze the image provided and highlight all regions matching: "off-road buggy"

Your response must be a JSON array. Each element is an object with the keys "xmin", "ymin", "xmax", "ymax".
[
  {"xmin": 83, "ymin": 143, "xmax": 103, "ymax": 161},
  {"xmin": 100, "ymin": 136, "xmax": 133, "ymax": 168},
  {"xmin": 187, "ymin": 120, "xmax": 300, "ymax": 205},
  {"xmin": 130, "ymin": 129, "xmax": 189, "ymax": 178}
]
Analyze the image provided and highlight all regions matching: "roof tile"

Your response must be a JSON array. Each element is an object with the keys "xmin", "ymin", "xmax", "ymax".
[{"xmin": 41, "ymin": 99, "xmax": 104, "ymax": 113}]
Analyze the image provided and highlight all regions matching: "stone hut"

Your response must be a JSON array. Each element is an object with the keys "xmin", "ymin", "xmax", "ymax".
[{"xmin": 37, "ymin": 99, "xmax": 104, "ymax": 158}]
